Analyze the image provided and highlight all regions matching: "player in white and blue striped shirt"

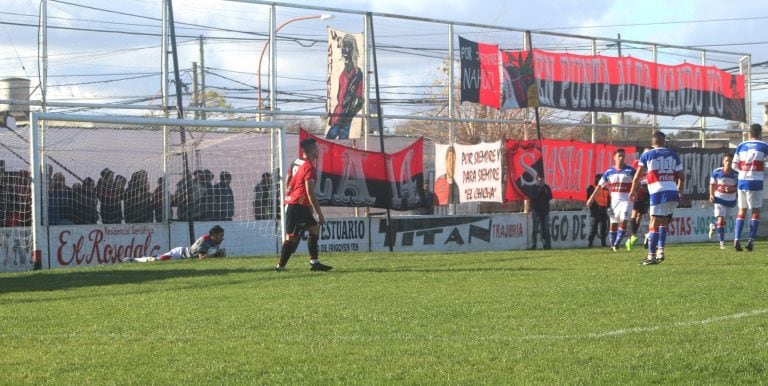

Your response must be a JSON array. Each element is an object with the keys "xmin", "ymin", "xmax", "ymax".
[
  {"xmin": 709, "ymin": 153, "xmax": 738, "ymax": 249},
  {"xmin": 630, "ymin": 131, "xmax": 684, "ymax": 265},
  {"xmin": 731, "ymin": 123, "xmax": 768, "ymax": 252}
]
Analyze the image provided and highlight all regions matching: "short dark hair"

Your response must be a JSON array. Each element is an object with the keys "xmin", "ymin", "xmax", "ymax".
[
  {"xmin": 614, "ymin": 148, "xmax": 625, "ymax": 155},
  {"xmin": 300, "ymin": 138, "xmax": 317, "ymax": 152},
  {"xmin": 209, "ymin": 225, "xmax": 224, "ymax": 236},
  {"xmin": 749, "ymin": 123, "xmax": 762, "ymax": 139},
  {"xmin": 652, "ymin": 131, "xmax": 666, "ymax": 146}
]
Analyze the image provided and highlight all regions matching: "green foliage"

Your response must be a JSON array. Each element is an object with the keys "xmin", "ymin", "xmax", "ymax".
[{"xmin": 2, "ymin": 244, "xmax": 767, "ymax": 383}]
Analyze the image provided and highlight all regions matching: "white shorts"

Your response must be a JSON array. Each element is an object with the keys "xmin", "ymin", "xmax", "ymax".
[
  {"xmin": 714, "ymin": 204, "xmax": 736, "ymax": 218},
  {"xmin": 610, "ymin": 200, "xmax": 632, "ymax": 223},
  {"xmin": 650, "ymin": 201, "xmax": 678, "ymax": 217},
  {"xmin": 737, "ymin": 190, "xmax": 763, "ymax": 209},
  {"xmin": 159, "ymin": 246, "xmax": 188, "ymax": 260}
]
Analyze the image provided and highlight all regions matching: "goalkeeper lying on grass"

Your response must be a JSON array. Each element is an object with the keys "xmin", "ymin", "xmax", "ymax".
[{"xmin": 122, "ymin": 225, "xmax": 226, "ymax": 263}]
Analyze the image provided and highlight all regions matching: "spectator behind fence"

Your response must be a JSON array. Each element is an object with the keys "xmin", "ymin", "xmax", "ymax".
[
  {"xmin": 172, "ymin": 172, "xmax": 192, "ymax": 221},
  {"xmin": 200, "ymin": 169, "xmax": 215, "ymax": 221},
  {"xmin": 253, "ymin": 172, "xmax": 273, "ymax": 220},
  {"xmin": 124, "ymin": 170, "xmax": 152, "ymax": 223},
  {"xmin": 72, "ymin": 182, "xmax": 82, "ymax": 223},
  {"xmin": 191, "ymin": 170, "xmax": 211, "ymax": 221},
  {"xmin": 48, "ymin": 172, "xmax": 75, "ymax": 225},
  {"xmin": 212, "ymin": 171, "xmax": 234, "ymax": 221},
  {"xmin": 173, "ymin": 171, "xmax": 207, "ymax": 222},
  {"xmin": 75, "ymin": 177, "xmax": 99, "ymax": 224},
  {"xmin": 152, "ymin": 177, "xmax": 164, "ymax": 223},
  {"xmin": 97, "ymin": 168, "xmax": 123, "ymax": 224}
]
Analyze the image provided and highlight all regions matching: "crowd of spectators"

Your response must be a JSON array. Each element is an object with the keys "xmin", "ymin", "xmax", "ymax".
[{"xmin": 0, "ymin": 166, "xmax": 237, "ymax": 226}]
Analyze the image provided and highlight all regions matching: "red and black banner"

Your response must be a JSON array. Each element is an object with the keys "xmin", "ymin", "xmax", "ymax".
[
  {"xmin": 459, "ymin": 36, "xmax": 500, "ymax": 109},
  {"xmin": 501, "ymin": 50, "xmax": 538, "ymax": 109},
  {"xmin": 505, "ymin": 139, "xmax": 727, "ymax": 202},
  {"xmin": 503, "ymin": 49, "xmax": 746, "ymax": 122},
  {"xmin": 299, "ymin": 129, "xmax": 425, "ymax": 210},
  {"xmin": 505, "ymin": 139, "xmax": 623, "ymax": 202},
  {"xmin": 504, "ymin": 140, "xmax": 544, "ymax": 201}
]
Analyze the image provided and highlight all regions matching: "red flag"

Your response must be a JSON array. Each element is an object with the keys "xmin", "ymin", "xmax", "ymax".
[{"xmin": 299, "ymin": 129, "xmax": 425, "ymax": 210}]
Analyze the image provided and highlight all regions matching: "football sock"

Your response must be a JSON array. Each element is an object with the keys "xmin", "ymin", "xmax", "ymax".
[
  {"xmin": 648, "ymin": 229, "xmax": 659, "ymax": 255},
  {"xmin": 749, "ymin": 214, "xmax": 760, "ymax": 240},
  {"xmin": 717, "ymin": 226, "xmax": 725, "ymax": 242},
  {"xmin": 279, "ymin": 240, "xmax": 298, "ymax": 266},
  {"xmin": 307, "ymin": 233, "xmax": 319, "ymax": 259},
  {"xmin": 734, "ymin": 216, "xmax": 744, "ymax": 241},
  {"xmin": 615, "ymin": 228, "xmax": 626, "ymax": 247},
  {"xmin": 658, "ymin": 226, "xmax": 667, "ymax": 249}
]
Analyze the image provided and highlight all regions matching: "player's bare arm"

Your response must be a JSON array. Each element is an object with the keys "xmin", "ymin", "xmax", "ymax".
[
  {"xmin": 306, "ymin": 179, "xmax": 324, "ymax": 224},
  {"xmin": 629, "ymin": 165, "xmax": 646, "ymax": 201}
]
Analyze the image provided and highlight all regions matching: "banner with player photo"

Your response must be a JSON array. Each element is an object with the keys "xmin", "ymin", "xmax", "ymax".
[
  {"xmin": 326, "ymin": 28, "xmax": 365, "ymax": 140},
  {"xmin": 505, "ymin": 139, "xmax": 623, "ymax": 202},
  {"xmin": 299, "ymin": 129, "xmax": 425, "ymax": 210},
  {"xmin": 459, "ymin": 36, "xmax": 501, "ymax": 109},
  {"xmin": 502, "ymin": 49, "xmax": 746, "ymax": 122},
  {"xmin": 434, "ymin": 142, "xmax": 503, "ymax": 204}
]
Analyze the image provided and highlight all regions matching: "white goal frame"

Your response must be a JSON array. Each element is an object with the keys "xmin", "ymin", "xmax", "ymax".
[{"xmin": 29, "ymin": 112, "xmax": 287, "ymax": 262}]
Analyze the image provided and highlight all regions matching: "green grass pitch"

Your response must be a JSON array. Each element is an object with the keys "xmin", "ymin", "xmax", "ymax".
[{"xmin": 2, "ymin": 242, "xmax": 767, "ymax": 384}]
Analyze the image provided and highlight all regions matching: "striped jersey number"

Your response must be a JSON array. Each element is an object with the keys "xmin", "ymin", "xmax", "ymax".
[
  {"xmin": 742, "ymin": 150, "xmax": 762, "ymax": 171},
  {"xmin": 657, "ymin": 156, "xmax": 675, "ymax": 173},
  {"xmin": 653, "ymin": 156, "xmax": 676, "ymax": 181}
]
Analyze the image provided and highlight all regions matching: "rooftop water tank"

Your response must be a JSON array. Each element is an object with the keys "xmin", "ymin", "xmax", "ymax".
[{"xmin": 0, "ymin": 77, "xmax": 31, "ymax": 121}]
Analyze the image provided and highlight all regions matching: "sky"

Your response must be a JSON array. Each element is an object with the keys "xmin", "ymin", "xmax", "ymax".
[{"xmin": 1, "ymin": 0, "xmax": 766, "ymax": 128}]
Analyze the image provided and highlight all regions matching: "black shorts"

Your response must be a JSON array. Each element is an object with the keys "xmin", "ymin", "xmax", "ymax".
[
  {"xmin": 284, "ymin": 204, "xmax": 318, "ymax": 236},
  {"xmin": 633, "ymin": 199, "xmax": 649, "ymax": 214}
]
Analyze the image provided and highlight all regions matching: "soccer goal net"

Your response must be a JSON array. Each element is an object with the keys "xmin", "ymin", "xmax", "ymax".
[{"xmin": 3, "ymin": 112, "xmax": 286, "ymax": 269}]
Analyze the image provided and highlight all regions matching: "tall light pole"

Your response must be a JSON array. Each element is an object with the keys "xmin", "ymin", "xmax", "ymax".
[{"xmin": 257, "ymin": 13, "xmax": 333, "ymax": 120}]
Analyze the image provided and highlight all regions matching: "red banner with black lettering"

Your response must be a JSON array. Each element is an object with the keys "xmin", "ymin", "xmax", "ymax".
[
  {"xmin": 299, "ymin": 129, "xmax": 425, "ymax": 210},
  {"xmin": 503, "ymin": 49, "xmax": 746, "ymax": 122},
  {"xmin": 505, "ymin": 139, "xmax": 626, "ymax": 202}
]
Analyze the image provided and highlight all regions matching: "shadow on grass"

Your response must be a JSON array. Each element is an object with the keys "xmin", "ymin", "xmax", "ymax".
[
  {"xmin": 333, "ymin": 266, "xmax": 556, "ymax": 274},
  {"xmin": 0, "ymin": 266, "xmax": 278, "ymax": 294},
  {"xmin": 0, "ymin": 255, "xmax": 557, "ymax": 294}
]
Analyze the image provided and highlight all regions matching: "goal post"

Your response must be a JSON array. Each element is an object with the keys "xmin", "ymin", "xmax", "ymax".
[{"xmin": 24, "ymin": 112, "xmax": 286, "ymax": 268}]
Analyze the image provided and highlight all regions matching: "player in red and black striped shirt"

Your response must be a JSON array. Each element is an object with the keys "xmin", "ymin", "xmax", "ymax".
[{"xmin": 276, "ymin": 138, "xmax": 332, "ymax": 272}]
